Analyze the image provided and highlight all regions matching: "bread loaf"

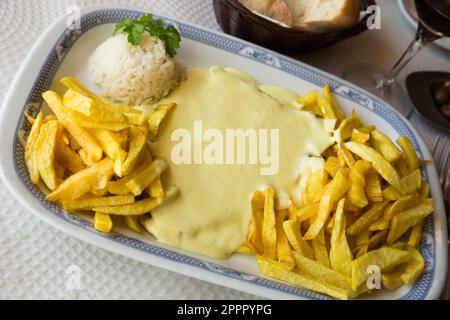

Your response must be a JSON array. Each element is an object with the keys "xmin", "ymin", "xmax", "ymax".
[{"xmin": 239, "ymin": 0, "xmax": 361, "ymax": 33}]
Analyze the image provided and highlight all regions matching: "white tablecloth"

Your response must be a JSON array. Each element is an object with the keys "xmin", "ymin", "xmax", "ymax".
[{"xmin": 0, "ymin": 0, "xmax": 448, "ymax": 300}]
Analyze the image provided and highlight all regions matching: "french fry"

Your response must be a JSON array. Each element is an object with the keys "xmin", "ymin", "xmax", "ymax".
[
  {"xmin": 383, "ymin": 193, "xmax": 421, "ymax": 223},
  {"xmin": 124, "ymin": 215, "xmax": 143, "ymax": 233},
  {"xmin": 43, "ymin": 91, "xmax": 103, "ymax": 162},
  {"xmin": 304, "ymin": 194, "xmax": 332, "ymax": 240},
  {"xmin": 317, "ymin": 95, "xmax": 337, "ymax": 120},
  {"xmin": 283, "ymin": 219, "xmax": 314, "ymax": 259},
  {"xmin": 347, "ymin": 201, "xmax": 389, "ymax": 236},
  {"xmin": 330, "ymin": 199, "xmax": 352, "ymax": 277},
  {"xmin": 354, "ymin": 229, "xmax": 371, "ymax": 258},
  {"xmin": 323, "ymin": 84, "xmax": 345, "ymax": 123},
  {"xmin": 94, "ymin": 186, "xmax": 178, "ymax": 215},
  {"xmin": 256, "ymin": 255, "xmax": 349, "ymax": 300},
  {"xmin": 62, "ymin": 194, "xmax": 135, "ymax": 211},
  {"xmin": 345, "ymin": 142, "xmax": 402, "ymax": 191},
  {"xmin": 397, "ymin": 136, "xmax": 420, "ymax": 172},
  {"xmin": 408, "ymin": 221, "xmax": 424, "ymax": 247},
  {"xmin": 399, "ymin": 247, "xmax": 424, "ymax": 284},
  {"xmin": 382, "ymin": 272, "xmax": 405, "ymax": 291},
  {"xmin": 46, "ymin": 158, "xmax": 114, "ymax": 203},
  {"xmin": 126, "ymin": 159, "xmax": 168, "ymax": 196},
  {"xmin": 122, "ymin": 126, "xmax": 148, "ymax": 176},
  {"xmin": 348, "ymin": 160, "xmax": 371, "ymax": 208},
  {"xmin": 246, "ymin": 191, "xmax": 265, "ymax": 254},
  {"xmin": 24, "ymin": 111, "xmax": 36, "ymax": 125},
  {"xmin": 291, "ymin": 251, "xmax": 352, "ymax": 293},
  {"xmin": 313, "ymin": 171, "xmax": 349, "ymax": 205},
  {"xmin": 148, "ymin": 177, "xmax": 165, "ymax": 198},
  {"xmin": 276, "ymin": 210, "xmax": 295, "ymax": 270},
  {"xmin": 335, "ymin": 111, "xmax": 362, "ymax": 141},
  {"xmin": 294, "ymin": 203, "xmax": 319, "ymax": 223},
  {"xmin": 419, "ymin": 182, "xmax": 430, "ymax": 199},
  {"xmin": 89, "ymin": 129, "xmax": 126, "ymax": 160},
  {"xmin": 311, "ymin": 228, "xmax": 330, "ymax": 267},
  {"xmin": 337, "ymin": 143, "xmax": 355, "ymax": 168},
  {"xmin": 351, "ymin": 247, "xmax": 412, "ymax": 290},
  {"xmin": 368, "ymin": 217, "xmax": 389, "ymax": 231},
  {"xmin": 63, "ymin": 89, "xmax": 126, "ymax": 123},
  {"xmin": 306, "ymin": 168, "xmax": 329, "ymax": 204},
  {"xmin": 367, "ymin": 230, "xmax": 387, "ymax": 250},
  {"xmin": 89, "ymin": 128, "xmax": 127, "ymax": 176},
  {"xmin": 262, "ymin": 187, "xmax": 277, "ymax": 260},
  {"xmin": 35, "ymin": 120, "xmax": 59, "ymax": 190},
  {"xmin": 60, "ymin": 76, "xmax": 139, "ymax": 115},
  {"xmin": 324, "ymin": 156, "xmax": 341, "ymax": 178},
  {"xmin": 365, "ymin": 170, "xmax": 383, "ymax": 202},
  {"xmin": 387, "ymin": 199, "xmax": 434, "ymax": 244},
  {"xmin": 55, "ymin": 138, "xmax": 86, "ymax": 173},
  {"xmin": 148, "ymin": 103, "xmax": 176, "ymax": 141},
  {"xmin": 297, "ymin": 91, "xmax": 322, "ymax": 116},
  {"xmin": 370, "ymin": 130, "xmax": 401, "ymax": 162},
  {"xmin": 25, "ymin": 112, "xmax": 43, "ymax": 183},
  {"xmin": 383, "ymin": 169, "xmax": 422, "ymax": 200},
  {"xmin": 94, "ymin": 212, "xmax": 113, "ymax": 233},
  {"xmin": 351, "ymin": 128, "xmax": 370, "ymax": 144}
]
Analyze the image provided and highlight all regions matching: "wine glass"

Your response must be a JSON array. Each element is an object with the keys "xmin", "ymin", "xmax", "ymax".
[{"xmin": 343, "ymin": 0, "xmax": 450, "ymax": 116}]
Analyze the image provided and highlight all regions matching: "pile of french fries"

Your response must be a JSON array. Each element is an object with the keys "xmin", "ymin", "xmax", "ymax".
[
  {"xmin": 25, "ymin": 76, "xmax": 177, "ymax": 234},
  {"xmin": 243, "ymin": 85, "xmax": 434, "ymax": 299}
]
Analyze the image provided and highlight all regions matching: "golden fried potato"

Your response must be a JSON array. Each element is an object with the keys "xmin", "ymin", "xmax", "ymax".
[
  {"xmin": 370, "ymin": 130, "xmax": 401, "ymax": 162},
  {"xmin": 351, "ymin": 247, "xmax": 412, "ymax": 290},
  {"xmin": 311, "ymin": 229, "xmax": 330, "ymax": 267},
  {"xmin": 246, "ymin": 191, "xmax": 265, "ymax": 254},
  {"xmin": 347, "ymin": 201, "xmax": 389, "ymax": 236},
  {"xmin": 148, "ymin": 103, "xmax": 176, "ymax": 141},
  {"xmin": 256, "ymin": 255, "xmax": 349, "ymax": 300},
  {"xmin": 346, "ymin": 141, "xmax": 402, "ymax": 191},
  {"xmin": 397, "ymin": 136, "xmax": 420, "ymax": 172},
  {"xmin": 125, "ymin": 159, "xmax": 167, "ymax": 196},
  {"xmin": 262, "ymin": 187, "xmax": 277, "ymax": 260},
  {"xmin": 121, "ymin": 126, "xmax": 148, "ymax": 176},
  {"xmin": 283, "ymin": 219, "xmax": 314, "ymax": 259},
  {"xmin": 348, "ymin": 160, "xmax": 371, "ymax": 208},
  {"xmin": 62, "ymin": 194, "xmax": 135, "ymax": 211},
  {"xmin": 292, "ymin": 251, "xmax": 352, "ymax": 293},
  {"xmin": 275, "ymin": 210, "xmax": 295, "ymax": 270},
  {"xmin": 387, "ymin": 199, "xmax": 434, "ymax": 244},
  {"xmin": 94, "ymin": 212, "xmax": 113, "ymax": 233},
  {"xmin": 25, "ymin": 112, "xmax": 43, "ymax": 184},
  {"xmin": 123, "ymin": 215, "xmax": 143, "ymax": 233},
  {"xmin": 330, "ymin": 199, "xmax": 352, "ymax": 277},
  {"xmin": 46, "ymin": 158, "xmax": 114, "ymax": 203},
  {"xmin": 35, "ymin": 120, "xmax": 59, "ymax": 190},
  {"xmin": 94, "ymin": 186, "xmax": 178, "ymax": 215}
]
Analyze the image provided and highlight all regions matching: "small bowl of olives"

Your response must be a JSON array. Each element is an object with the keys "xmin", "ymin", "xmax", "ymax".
[{"xmin": 406, "ymin": 72, "xmax": 450, "ymax": 133}]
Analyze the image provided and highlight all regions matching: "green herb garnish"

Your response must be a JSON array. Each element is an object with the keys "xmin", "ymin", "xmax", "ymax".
[{"xmin": 113, "ymin": 13, "xmax": 181, "ymax": 57}]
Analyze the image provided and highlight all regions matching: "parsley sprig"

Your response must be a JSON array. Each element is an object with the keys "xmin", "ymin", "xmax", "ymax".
[{"xmin": 113, "ymin": 13, "xmax": 181, "ymax": 57}]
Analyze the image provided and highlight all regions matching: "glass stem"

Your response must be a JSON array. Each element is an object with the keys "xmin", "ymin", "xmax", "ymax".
[{"xmin": 376, "ymin": 24, "xmax": 438, "ymax": 89}]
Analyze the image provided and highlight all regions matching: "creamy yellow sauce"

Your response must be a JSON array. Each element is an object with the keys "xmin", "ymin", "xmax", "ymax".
[{"xmin": 147, "ymin": 66, "xmax": 332, "ymax": 259}]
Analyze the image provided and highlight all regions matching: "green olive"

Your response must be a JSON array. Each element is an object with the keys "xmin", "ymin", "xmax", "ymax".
[
  {"xmin": 444, "ymin": 81, "xmax": 450, "ymax": 90},
  {"xmin": 440, "ymin": 103, "xmax": 450, "ymax": 120},
  {"xmin": 434, "ymin": 86, "xmax": 449, "ymax": 105}
]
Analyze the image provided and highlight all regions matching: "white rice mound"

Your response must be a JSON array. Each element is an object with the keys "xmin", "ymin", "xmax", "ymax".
[{"xmin": 89, "ymin": 33, "xmax": 183, "ymax": 105}]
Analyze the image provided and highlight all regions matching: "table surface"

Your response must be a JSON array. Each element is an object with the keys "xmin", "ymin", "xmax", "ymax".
[{"xmin": 0, "ymin": 0, "xmax": 448, "ymax": 300}]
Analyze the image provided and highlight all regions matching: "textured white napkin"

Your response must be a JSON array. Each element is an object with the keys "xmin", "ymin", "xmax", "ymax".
[{"xmin": 0, "ymin": 0, "xmax": 259, "ymax": 300}]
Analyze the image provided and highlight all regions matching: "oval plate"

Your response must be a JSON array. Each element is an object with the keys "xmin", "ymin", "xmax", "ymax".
[{"xmin": 0, "ymin": 6, "xmax": 447, "ymax": 300}]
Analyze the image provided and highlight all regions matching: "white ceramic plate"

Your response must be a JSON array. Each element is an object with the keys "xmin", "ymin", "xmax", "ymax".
[
  {"xmin": 0, "ymin": 6, "xmax": 447, "ymax": 300},
  {"xmin": 397, "ymin": 0, "xmax": 450, "ymax": 52}
]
